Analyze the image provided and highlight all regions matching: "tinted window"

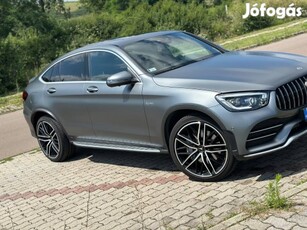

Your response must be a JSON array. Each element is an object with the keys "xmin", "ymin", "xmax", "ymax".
[
  {"xmin": 123, "ymin": 32, "xmax": 221, "ymax": 75},
  {"xmin": 50, "ymin": 63, "xmax": 61, "ymax": 82},
  {"xmin": 88, "ymin": 52, "xmax": 127, "ymax": 81},
  {"xmin": 41, "ymin": 67, "xmax": 53, "ymax": 82},
  {"xmin": 43, "ymin": 63, "xmax": 61, "ymax": 82},
  {"xmin": 60, "ymin": 54, "xmax": 86, "ymax": 81}
]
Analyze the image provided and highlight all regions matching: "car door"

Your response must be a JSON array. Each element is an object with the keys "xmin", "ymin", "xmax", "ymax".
[
  {"xmin": 42, "ymin": 53, "xmax": 95, "ymax": 139},
  {"xmin": 83, "ymin": 51, "xmax": 150, "ymax": 145}
]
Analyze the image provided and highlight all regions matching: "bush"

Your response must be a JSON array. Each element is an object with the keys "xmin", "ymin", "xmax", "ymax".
[
  {"xmin": 243, "ymin": 15, "xmax": 275, "ymax": 32},
  {"xmin": 1, "ymin": 0, "xmax": 306, "ymax": 95}
]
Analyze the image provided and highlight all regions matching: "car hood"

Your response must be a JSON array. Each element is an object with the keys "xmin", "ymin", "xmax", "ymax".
[{"xmin": 153, "ymin": 51, "xmax": 307, "ymax": 93}]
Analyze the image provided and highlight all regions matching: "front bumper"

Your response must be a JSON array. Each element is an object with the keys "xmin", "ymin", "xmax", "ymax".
[
  {"xmin": 244, "ymin": 125, "xmax": 307, "ymax": 159},
  {"xmin": 210, "ymin": 91, "xmax": 307, "ymax": 160}
]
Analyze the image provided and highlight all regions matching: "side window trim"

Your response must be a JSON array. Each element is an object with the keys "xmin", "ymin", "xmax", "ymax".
[
  {"xmin": 87, "ymin": 50, "xmax": 140, "ymax": 83},
  {"xmin": 39, "ymin": 50, "xmax": 141, "ymax": 84},
  {"xmin": 85, "ymin": 53, "xmax": 90, "ymax": 81}
]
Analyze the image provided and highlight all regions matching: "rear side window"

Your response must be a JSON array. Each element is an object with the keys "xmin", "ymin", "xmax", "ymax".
[
  {"xmin": 51, "ymin": 63, "xmax": 61, "ymax": 82},
  {"xmin": 41, "ymin": 64, "xmax": 61, "ymax": 82},
  {"xmin": 88, "ymin": 51, "xmax": 127, "ymax": 81},
  {"xmin": 41, "ymin": 54, "xmax": 86, "ymax": 82},
  {"xmin": 41, "ymin": 67, "xmax": 53, "ymax": 82},
  {"xmin": 60, "ymin": 54, "xmax": 86, "ymax": 81}
]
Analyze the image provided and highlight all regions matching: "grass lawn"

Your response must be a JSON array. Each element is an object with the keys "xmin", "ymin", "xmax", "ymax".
[
  {"xmin": 0, "ymin": 93, "xmax": 23, "ymax": 115},
  {"xmin": 218, "ymin": 18, "xmax": 307, "ymax": 50},
  {"xmin": 0, "ymin": 18, "xmax": 306, "ymax": 111},
  {"xmin": 65, "ymin": 1, "xmax": 88, "ymax": 18},
  {"xmin": 65, "ymin": 2, "xmax": 80, "ymax": 12}
]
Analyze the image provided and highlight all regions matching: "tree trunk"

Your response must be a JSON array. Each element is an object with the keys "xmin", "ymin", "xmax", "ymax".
[{"xmin": 38, "ymin": 0, "xmax": 45, "ymax": 12}]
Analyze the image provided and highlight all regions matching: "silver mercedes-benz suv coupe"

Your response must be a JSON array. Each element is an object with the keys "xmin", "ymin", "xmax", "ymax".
[{"xmin": 23, "ymin": 31, "xmax": 307, "ymax": 181}]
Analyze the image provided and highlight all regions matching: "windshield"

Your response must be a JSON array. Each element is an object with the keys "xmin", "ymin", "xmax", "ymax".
[{"xmin": 123, "ymin": 32, "xmax": 221, "ymax": 75}]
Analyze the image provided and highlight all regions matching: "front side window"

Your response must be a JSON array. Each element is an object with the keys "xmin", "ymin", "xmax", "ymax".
[
  {"xmin": 88, "ymin": 51, "xmax": 127, "ymax": 81},
  {"xmin": 60, "ymin": 54, "xmax": 86, "ymax": 81}
]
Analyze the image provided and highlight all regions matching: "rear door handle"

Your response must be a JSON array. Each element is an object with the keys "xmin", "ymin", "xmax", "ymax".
[
  {"xmin": 47, "ymin": 88, "xmax": 56, "ymax": 94},
  {"xmin": 87, "ymin": 86, "xmax": 99, "ymax": 93}
]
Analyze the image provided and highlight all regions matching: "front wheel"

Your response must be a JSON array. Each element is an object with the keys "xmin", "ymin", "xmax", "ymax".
[
  {"xmin": 169, "ymin": 115, "xmax": 236, "ymax": 182},
  {"xmin": 36, "ymin": 116, "xmax": 73, "ymax": 162}
]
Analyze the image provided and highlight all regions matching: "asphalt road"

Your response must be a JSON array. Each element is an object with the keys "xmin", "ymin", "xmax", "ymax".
[
  {"xmin": 251, "ymin": 33, "xmax": 307, "ymax": 55},
  {"xmin": 0, "ymin": 33, "xmax": 307, "ymax": 160},
  {"xmin": 0, "ymin": 110, "xmax": 38, "ymax": 159}
]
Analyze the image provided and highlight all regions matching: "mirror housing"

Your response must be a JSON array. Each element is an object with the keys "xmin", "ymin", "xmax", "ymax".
[{"xmin": 106, "ymin": 71, "xmax": 137, "ymax": 87}]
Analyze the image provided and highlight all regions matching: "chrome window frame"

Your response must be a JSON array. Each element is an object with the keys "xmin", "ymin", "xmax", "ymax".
[{"xmin": 39, "ymin": 49, "xmax": 141, "ymax": 84}]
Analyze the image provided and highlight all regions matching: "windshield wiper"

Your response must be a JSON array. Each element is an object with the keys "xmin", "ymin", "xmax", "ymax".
[
  {"xmin": 154, "ymin": 59, "xmax": 198, "ymax": 75},
  {"xmin": 155, "ymin": 54, "xmax": 218, "ymax": 75}
]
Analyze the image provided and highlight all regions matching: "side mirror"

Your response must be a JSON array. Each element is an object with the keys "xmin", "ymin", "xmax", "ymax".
[{"xmin": 106, "ymin": 71, "xmax": 136, "ymax": 87}]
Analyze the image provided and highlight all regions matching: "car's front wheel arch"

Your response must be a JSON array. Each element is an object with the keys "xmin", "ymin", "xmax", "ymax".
[{"xmin": 164, "ymin": 109, "xmax": 225, "ymax": 149}]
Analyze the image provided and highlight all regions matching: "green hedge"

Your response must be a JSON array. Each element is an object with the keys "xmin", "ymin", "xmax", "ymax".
[{"xmin": 0, "ymin": 0, "xmax": 306, "ymax": 95}]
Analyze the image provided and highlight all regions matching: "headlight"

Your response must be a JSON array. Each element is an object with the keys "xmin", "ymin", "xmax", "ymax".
[{"xmin": 215, "ymin": 92, "xmax": 269, "ymax": 111}]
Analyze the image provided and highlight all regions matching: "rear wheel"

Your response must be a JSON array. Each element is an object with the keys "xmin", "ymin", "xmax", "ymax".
[
  {"xmin": 169, "ymin": 115, "xmax": 236, "ymax": 182},
  {"xmin": 36, "ymin": 116, "xmax": 73, "ymax": 162}
]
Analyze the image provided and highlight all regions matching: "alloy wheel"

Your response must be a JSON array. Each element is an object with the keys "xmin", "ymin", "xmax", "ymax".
[
  {"xmin": 37, "ymin": 121, "xmax": 61, "ymax": 159},
  {"xmin": 174, "ymin": 121, "xmax": 229, "ymax": 178}
]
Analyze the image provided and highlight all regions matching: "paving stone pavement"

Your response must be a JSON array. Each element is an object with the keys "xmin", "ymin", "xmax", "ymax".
[{"xmin": 0, "ymin": 137, "xmax": 306, "ymax": 230}]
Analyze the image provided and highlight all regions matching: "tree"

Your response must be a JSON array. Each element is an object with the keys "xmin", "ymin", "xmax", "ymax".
[
  {"xmin": 0, "ymin": 1, "xmax": 20, "ymax": 38},
  {"xmin": 104, "ymin": 0, "xmax": 130, "ymax": 11},
  {"xmin": 37, "ymin": 0, "xmax": 67, "ymax": 15},
  {"xmin": 0, "ymin": 35, "xmax": 23, "ymax": 94},
  {"xmin": 80, "ymin": 0, "xmax": 107, "ymax": 12}
]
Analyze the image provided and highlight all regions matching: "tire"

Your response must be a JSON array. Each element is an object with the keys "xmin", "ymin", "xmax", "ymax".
[
  {"xmin": 36, "ymin": 116, "xmax": 73, "ymax": 162},
  {"xmin": 169, "ymin": 115, "xmax": 236, "ymax": 182}
]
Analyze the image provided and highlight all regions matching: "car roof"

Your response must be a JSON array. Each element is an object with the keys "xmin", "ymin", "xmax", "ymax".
[
  {"xmin": 64, "ymin": 30, "xmax": 180, "ymax": 56},
  {"xmin": 85, "ymin": 30, "xmax": 179, "ymax": 48},
  {"xmin": 41, "ymin": 31, "xmax": 181, "ymax": 73}
]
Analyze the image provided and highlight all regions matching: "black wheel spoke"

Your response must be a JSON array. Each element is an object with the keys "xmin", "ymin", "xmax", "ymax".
[
  {"xmin": 174, "ymin": 120, "xmax": 228, "ymax": 178},
  {"xmin": 37, "ymin": 121, "xmax": 61, "ymax": 159},
  {"xmin": 203, "ymin": 152, "xmax": 217, "ymax": 175},
  {"xmin": 185, "ymin": 152, "xmax": 201, "ymax": 170},
  {"xmin": 176, "ymin": 135, "xmax": 198, "ymax": 149},
  {"xmin": 200, "ymin": 153, "xmax": 213, "ymax": 176},
  {"xmin": 181, "ymin": 149, "xmax": 198, "ymax": 165},
  {"xmin": 46, "ymin": 141, "xmax": 52, "ymax": 157}
]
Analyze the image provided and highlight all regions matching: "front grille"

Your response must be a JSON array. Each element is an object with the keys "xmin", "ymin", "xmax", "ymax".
[
  {"xmin": 276, "ymin": 75, "xmax": 307, "ymax": 110},
  {"xmin": 246, "ymin": 117, "xmax": 294, "ymax": 149}
]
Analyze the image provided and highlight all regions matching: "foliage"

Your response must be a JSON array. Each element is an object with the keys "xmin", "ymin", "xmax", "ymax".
[
  {"xmin": 265, "ymin": 174, "xmax": 290, "ymax": 209},
  {"xmin": 243, "ymin": 174, "xmax": 292, "ymax": 217},
  {"xmin": 80, "ymin": 0, "xmax": 107, "ymax": 12},
  {"xmin": 296, "ymin": 178, "xmax": 307, "ymax": 185},
  {"xmin": 220, "ymin": 18, "xmax": 307, "ymax": 50},
  {"xmin": 0, "ymin": 0, "xmax": 306, "ymax": 95},
  {"xmin": 0, "ymin": 156, "xmax": 14, "ymax": 164},
  {"xmin": 0, "ymin": 93, "xmax": 23, "ymax": 115},
  {"xmin": 37, "ymin": 0, "xmax": 66, "ymax": 14}
]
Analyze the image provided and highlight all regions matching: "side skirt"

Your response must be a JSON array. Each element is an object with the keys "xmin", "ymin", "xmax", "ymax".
[{"xmin": 72, "ymin": 141, "xmax": 165, "ymax": 153}]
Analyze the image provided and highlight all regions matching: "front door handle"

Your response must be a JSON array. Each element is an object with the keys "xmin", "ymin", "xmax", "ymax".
[
  {"xmin": 47, "ymin": 88, "xmax": 56, "ymax": 94},
  {"xmin": 87, "ymin": 86, "xmax": 99, "ymax": 93}
]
